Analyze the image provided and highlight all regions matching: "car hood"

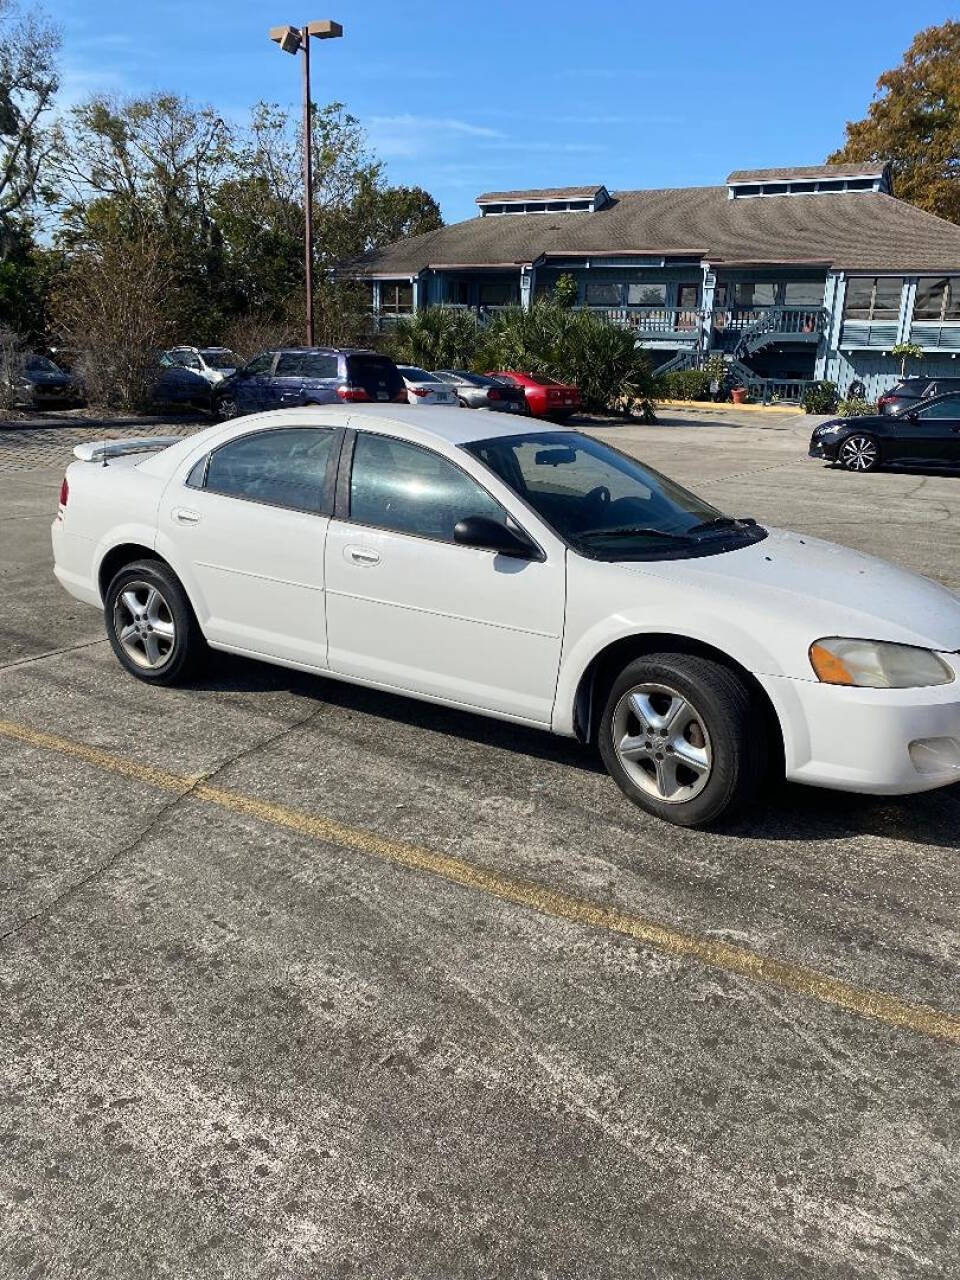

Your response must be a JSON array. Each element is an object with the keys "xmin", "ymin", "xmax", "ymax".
[
  {"xmin": 27, "ymin": 371, "xmax": 75, "ymax": 386},
  {"xmin": 615, "ymin": 527, "xmax": 960, "ymax": 660}
]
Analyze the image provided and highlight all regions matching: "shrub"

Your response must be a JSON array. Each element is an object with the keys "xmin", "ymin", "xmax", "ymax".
[
  {"xmin": 837, "ymin": 397, "xmax": 879, "ymax": 417},
  {"xmin": 553, "ymin": 273, "xmax": 578, "ymax": 309},
  {"xmin": 802, "ymin": 380, "xmax": 838, "ymax": 414},
  {"xmin": 479, "ymin": 302, "xmax": 656, "ymax": 418},
  {"xmin": 656, "ymin": 368, "xmax": 713, "ymax": 400},
  {"xmin": 389, "ymin": 306, "xmax": 481, "ymax": 370}
]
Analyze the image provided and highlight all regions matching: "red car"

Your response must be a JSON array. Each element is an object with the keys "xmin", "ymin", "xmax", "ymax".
[{"xmin": 486, "ymin": 370, "xmax": 581, "ymax": 420}]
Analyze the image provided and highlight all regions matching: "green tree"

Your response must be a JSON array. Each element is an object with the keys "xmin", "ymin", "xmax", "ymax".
[
  {"xmin": 829, "ymin": 21, "xmax": 960, "ymax": 224},
  {"xmin": 0, "ymin": 0, "xmax": 60, "ymax": 230}
]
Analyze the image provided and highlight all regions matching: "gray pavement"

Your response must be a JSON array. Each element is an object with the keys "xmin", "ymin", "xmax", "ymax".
[{"xmin": 1, "ymin": 408, "xmax": 959, "ymax": 1279}]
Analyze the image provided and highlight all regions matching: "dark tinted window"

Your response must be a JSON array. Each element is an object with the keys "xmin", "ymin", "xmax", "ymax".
[
  {"xmin": 343, "ymin": 354, "xmax": 404, "ymax": 398},
  {"xmin": 204, "ymin": 428, "xmax": 334, "ymax": 513},
  {"xmin": 274, "ymin": 353, "xmax": 303, "ymax": 376},
  {"xmin": 244, "ymin": 352, "xmax": 274, "ymax": 375},
  {"xmin": 300, "ymin": 353, "xmax": 339, "ymax": 379},
  {"xmin": 914, "ymin": 396, "xmax": 960, "ymax": 421},
  {"xmin": 350, "ymin": 433, "xmax": 505, "ymax": 541}
]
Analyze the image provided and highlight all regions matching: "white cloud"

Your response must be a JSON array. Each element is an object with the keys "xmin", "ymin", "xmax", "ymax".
[{"xmin": 366, "ymin": 113, "xmax": 504, "ymax": 159}]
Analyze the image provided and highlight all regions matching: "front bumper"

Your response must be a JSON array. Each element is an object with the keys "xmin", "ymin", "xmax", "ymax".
[
  {"xmin": 759, "ymin": 667, "xmax": 960, "ymax": 795},
  {"xmin": 808, "ymin": 435, "xmax": 840, "ymax": 461}
]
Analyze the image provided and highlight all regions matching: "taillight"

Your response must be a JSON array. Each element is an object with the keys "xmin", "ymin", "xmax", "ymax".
[
  {"xmin": 393, "ymin": 387, "xmax": 409, "ymax": 402},
  {"xmin": 410, "ymin": 386, "xmax": 430, "ymax": 398},
  {"xmin": 877, "ymin": 395, "xmax": 891, "ymax": 406},
  {"xmin": 486, "ymin": 388, "xmax": 501, "ymax": 401},
  {"xmin": 337, "ymin": 385, "xmax": 369, "ymax": 402},
  {"xmin": 59, "ymin": 475, "xmax": 69, "ymax": 506}
]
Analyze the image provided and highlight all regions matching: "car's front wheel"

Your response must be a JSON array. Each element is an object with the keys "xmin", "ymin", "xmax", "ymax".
[
  {"xmin": 216, "ymin": 394, "xmax": 240, "ymax": 421},
  {"xmin": 598, "ymin": 653, "xmax": 767, "ymax": 827},
  {"xmin": 105, "ymin": 560, "xmax": 206, "ymax": 685},
  {"xmin": 838, "ymin": 434, "xmax": 880, "ymax": 472}
]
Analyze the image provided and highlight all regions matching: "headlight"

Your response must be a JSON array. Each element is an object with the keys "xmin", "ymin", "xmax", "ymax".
[
  {"xmin": 818, "ymin": 422, "xmax": 844, "ymax": 435},
  {"xmin": 810, "ymin": 637, "xmax": 954, "ymax": 688}
]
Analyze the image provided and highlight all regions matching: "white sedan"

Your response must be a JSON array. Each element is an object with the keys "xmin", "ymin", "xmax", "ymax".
[
  {"xmin": 396, "ymin": 365, "xmax": 459, "ymax": 407},
  {"xmin": 52, "ymin": 406, "xmax": 960, "ymax": 827}
]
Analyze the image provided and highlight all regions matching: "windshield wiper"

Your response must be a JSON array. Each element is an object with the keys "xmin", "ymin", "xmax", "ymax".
[
  {"xmin": 577, "ymin": 525, "xmax": 695, "ymax": 541},
  {"xmin": 686, "ymin": 516, "xmax": 757, "ymax": 535}
]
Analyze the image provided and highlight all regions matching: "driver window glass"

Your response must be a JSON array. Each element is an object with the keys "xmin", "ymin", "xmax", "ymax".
[
  {"xmin": 245, "ymin": 353, "xmax": 274, "ymax": 375},
  {"xmin": 204, "ymin": 428, "xmax": 333, "ymax": 513},
  {"xmin": 349, "ymin": 433, "xmax": 506, "ymax": 541},
  {"xmin": 915, "ymin": 397, "xmax": 960, "ymax": 420},
  {"xmin": 274, "ymin": 353, "xmax": 302, "ymax": 376}
]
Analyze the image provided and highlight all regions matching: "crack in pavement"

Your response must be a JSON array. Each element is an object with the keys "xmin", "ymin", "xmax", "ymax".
[{"xmin": 0, "ymin": 699, "xmax": 330, "ymax": 947}]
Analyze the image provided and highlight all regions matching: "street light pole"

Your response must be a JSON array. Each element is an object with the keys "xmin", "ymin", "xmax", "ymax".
[
  {"xmin": 301, "ymin": 25, "xmax": 314, "ymax": 346},
  {"xmin": 269, "ymin": 19, "xmax": 343, "ymax": 348}
]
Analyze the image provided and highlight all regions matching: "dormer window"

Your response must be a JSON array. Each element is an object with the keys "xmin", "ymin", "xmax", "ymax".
[{"xmin": 475, "ymin": 186, "xmax": 610, "ymax": 216}]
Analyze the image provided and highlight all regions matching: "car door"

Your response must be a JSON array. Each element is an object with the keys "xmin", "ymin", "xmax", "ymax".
[
  {"xmin": 893, "ymin": 394, "xmax": 960, "ymax": 465},
  {"xmin": 324, "ymin": 430, "xmax": 566, "ymax": 724},
  {"xmin": 164, "ymin": 425, "xmax": 340, "ymax": 666},
  {"xmin": 269, "ymin": 352, "xmax": 306, "ymax": 409},
  {"xmin": 233, "ymin": 352, "xmax": 277, "ymax": 413},
  {"xmin": 298, "ymin": 351, "xmax": 341, "ymax": 405}
]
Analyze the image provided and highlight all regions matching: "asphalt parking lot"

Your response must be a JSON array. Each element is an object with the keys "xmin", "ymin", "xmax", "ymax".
[{"xmin": 2, "ymin": 406, "xmax": 959, "ymax": 1279}]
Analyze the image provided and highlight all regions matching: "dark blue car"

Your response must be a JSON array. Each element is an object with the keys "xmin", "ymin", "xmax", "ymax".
[{"xmin": 213, "ymin": 347, "xmax": 408, "ymax": 419}]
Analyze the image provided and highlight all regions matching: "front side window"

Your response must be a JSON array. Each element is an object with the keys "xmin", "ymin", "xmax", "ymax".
[
  {"xmin": 465, "ymin": 431, "xmax": 766, "ymax": 561},
  {"xmin": 349, "ymin": 433, "xmax": 506, "ymax": 541},
  {"xmin": 203, "ymin": 428, "xmax": 334, "ymax": 513},
  {"xmin": 913, "ymin": 396, "xmax": 960, "ymax": 420},
  {"xmin": 844, "ymin": 277, "xmax": 903, "ymax": 321},
  {"xmin": 274, "ymin": 353, "xmax": 303, "ymax": 376},
  {"xmin": 244, "ymin": 352, "xmax": 275, "ymax": 375}
]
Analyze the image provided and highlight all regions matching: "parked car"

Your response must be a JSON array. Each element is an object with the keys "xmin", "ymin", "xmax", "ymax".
[
  {"xmin": 878, "ymin": 377, "xmax": 960, "ymax": 416},
  {"xmin": 432, "ymin": 369, "xmax": 528, "ymax": 413},
  {"xmin": 214, "ymin": 348, "xmax": 407, "ymax": 419},
  {"xmin": 5, "ymin": 354, "xmax": 85, "ymax": 409},
  {"xmin": 395, "ymin": 365, "xmax": 459, "ymax": 407},
  {"xmin": 809, "ymin": 391, "xmax": 960, "ymax": 472},
  {"xmin": 152, "ymin": 346, "xmax": 241, "ymax": 410},
  {"xmin": 53, "ymin": 405, "xmax": 960, "ymax": 828},
  {"xmin": 486, "ymin": 370, "xmax": 580, "ymax": 420}
]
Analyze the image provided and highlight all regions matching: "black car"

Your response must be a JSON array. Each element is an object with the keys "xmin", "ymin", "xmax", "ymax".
[
  {"xmin": 809, "ymin": 391, "xmax": 960, "ymax": 472},
  {"xmin": 5, "ymin": 354, "xmax": 85, "ymax": 409},
  {"xmin": 877, "ymin": 377, "xmax": 960, "ymax": 416},
  {"xmin": 214, "ymin": 347, "xmax": 407, "ymax": 419}
]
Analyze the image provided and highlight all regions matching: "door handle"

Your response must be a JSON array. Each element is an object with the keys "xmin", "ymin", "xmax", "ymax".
[
  {"xmin": 172, "ymin": 507, "xmax": 201, "ymax": 525},
  {"xmin": 346, "ymin": 545, "xmax": 380, "ymax": 566}
]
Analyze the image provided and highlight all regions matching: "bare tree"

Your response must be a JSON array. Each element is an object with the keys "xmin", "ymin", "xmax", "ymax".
[
  {"xmin": 51, "ymin": 236, "xmax": 176, "ymax": 408},
  {"xmin": 0, "ymin": 0, "xmax": 60, "ymax": 235}
]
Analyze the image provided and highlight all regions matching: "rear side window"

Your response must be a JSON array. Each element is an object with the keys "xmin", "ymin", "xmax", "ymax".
[
  {"xmin": 300, "ymin": 353, "xmax": 339, "ymax": 379},
  {"xmin": 203, "ymin": 428, "xmax": 335, "ymax": 514},
  {"xmin": 344, "ymin": 354, "xmax": 404, "ymax": 398},
  {"xmin": 349, "ymin": 433, "xmax": 506, "ymax": 541}
]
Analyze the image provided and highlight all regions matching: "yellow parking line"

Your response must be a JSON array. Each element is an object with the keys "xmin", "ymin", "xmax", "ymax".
[{"xmin": 2, "ymin": 715, "xmax": 959, "ymax": 1046}]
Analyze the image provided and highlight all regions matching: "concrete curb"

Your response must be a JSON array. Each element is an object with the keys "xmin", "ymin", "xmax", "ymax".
[{"xmin": 655, "ymin": 399, "xmax": 806, "ymax": 416}]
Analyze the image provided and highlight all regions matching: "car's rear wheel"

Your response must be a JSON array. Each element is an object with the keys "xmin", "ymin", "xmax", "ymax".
[
  {"xmin": 838, "ymin": 434, "xmax": 880, "ymax": 472},
  {"xmin": 598, "ymin": 653, "xmax": 767, "ymax": 827},
  {"xmin": 105, "ymin": 560, "xmax": 206, "ymax": 685}
]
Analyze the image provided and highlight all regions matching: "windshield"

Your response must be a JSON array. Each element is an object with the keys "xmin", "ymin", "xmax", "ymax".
[
  {"xmin": 464, "ymin": 431, "xmax": 765, "ymax": 560},
  {"xmin": 25, "ymin": 355, "xmax": 60, "ymax": 373},
  {"xmin": 398, "ymin": 366, "xmax": 440, "ymax": 382},
  {"xmin": 202, "ymin": 349, "xmax": 239, "ymax": 369}
]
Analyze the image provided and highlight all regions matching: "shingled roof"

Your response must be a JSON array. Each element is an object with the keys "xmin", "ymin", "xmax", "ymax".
[
  {"xmin": 726, "ymin": 163, "xmax": 888, "ymax": 183},
  {"xmin": 348, "ymin": 185, "xmax": 960, "ymax": 276}
]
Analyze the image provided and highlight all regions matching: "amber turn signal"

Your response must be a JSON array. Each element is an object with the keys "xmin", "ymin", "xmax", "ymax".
[{"xmin": 809, "ymin": 642, "xmax": 856, "ymax": 685}]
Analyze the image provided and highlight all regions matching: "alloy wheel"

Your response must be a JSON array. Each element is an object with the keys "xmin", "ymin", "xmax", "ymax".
[
  {"xmin": 113, "ymin": 581, "xmax": 176, "ymax": 670},
  {"xmin": 839, "ymin": 435, "xmax": 878, "ymax": 471},
  {"xmin": 611, "ymin": 682, "xmax": 713, "ymax": 804},
  {"xmin": 218, "ymin": 397, "xmax": 239, "ymax": 420}
]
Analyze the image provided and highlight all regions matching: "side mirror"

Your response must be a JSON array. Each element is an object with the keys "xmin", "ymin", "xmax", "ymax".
[{"xmin": 453, "ymin": 515, "xmax": 539, "ymax": 559}]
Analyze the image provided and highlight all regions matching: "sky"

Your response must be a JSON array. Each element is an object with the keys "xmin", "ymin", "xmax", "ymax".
[{"xmin": 59, "ymin": 0, "xmax": 955, "ymax": 224}]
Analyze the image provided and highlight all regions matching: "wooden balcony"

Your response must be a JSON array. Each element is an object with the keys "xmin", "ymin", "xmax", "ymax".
[{"xmin": 582, "ymin": 307, "xmax": 701, "ymax": 345}]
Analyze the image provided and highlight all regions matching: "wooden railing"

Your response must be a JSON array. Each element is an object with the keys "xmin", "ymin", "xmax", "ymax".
[
  {"xmin": 584, "ymin": 306, "xmax": 701, "ymax": 335},
  {"xmin": 743, "ymin": 378, "xmax": 817, "ymax": 405},
  {"xmin": 714, "ymin": 306, "xmax": 826, "ymax": 335}
]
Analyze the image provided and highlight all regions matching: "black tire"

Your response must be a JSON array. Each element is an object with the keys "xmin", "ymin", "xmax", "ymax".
[
  {"xmin": 104, "ymin": 559, "xmax": 206, "ymax": 685},
  {"xmin": 458, "ymin": 397, "xmax": 471, "ymax": 408},
  {"xmin": 216, "ymin": 394, "xmax": 240, "ymax": 421},
  {"xmin": 838, "ymin": 433, "xmax": 881, "ymax": 473},
  {"xmin": 597, "ymin": 652, "xmax": 768, "ymax": 827}
]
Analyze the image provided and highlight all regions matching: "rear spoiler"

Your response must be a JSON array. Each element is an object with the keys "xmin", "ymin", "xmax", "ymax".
[{"xmin": 72, "ymin": 436, "xmax": 182, "ymax": 464}]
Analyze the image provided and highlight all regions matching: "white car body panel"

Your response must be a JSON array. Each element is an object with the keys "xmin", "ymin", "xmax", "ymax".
[{"xmin": 51, "ymin": 405, "xmax": 960, "ymax": 800}]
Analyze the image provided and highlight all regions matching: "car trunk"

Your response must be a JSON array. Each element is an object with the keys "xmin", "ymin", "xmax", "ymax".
[{"xmin": 343, "ymin": 354, "xmax": 406, "ymax": 403}]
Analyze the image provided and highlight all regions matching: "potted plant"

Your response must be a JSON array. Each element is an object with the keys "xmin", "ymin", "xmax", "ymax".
[{"xmin": 731, "ymin": 384, "xmax": 748, "ymax": 404}]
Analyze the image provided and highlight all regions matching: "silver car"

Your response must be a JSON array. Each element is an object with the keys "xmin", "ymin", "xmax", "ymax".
[{"xmin": 433, "ymin": 369, "xmax": 528, "ymax": 413}]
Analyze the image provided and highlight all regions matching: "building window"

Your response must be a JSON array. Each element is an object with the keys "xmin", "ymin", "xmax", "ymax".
[
  {"xmin": 733, "ymin": 282, "xmax": 777, "ymax": 307},
  {"xmin": 783, "ymin": 281, "xmax": 824, "ymax": 306},
  {"xmin": 479, "ymin": 280, "xmax": 518, "ymax": 306},
  {"xmin": 381, "ymin": 281, "xmax": 413, "ymax": 314},
  {"xmin": 585, "ymin": 281, "xmax": 622, "ymax": 306},
  {"xmin": 844, "ymin": 277, "xmax": 903, "ymax": 321},
  {"xmin": 914, "ymin": 277, "xmax": 960, "ymax": 321},
  {"xmin": 627, "ymin": 282, "xmax": 667, "ymax": 306}
]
